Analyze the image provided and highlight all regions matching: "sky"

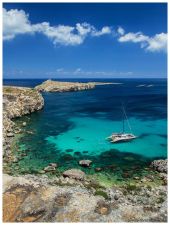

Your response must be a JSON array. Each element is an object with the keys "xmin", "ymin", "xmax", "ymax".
[{"xmin": 3, "ymin": 3, "xmax": 167, "ymax": 79}]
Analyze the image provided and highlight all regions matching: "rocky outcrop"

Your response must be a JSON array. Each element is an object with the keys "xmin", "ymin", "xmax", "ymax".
[
  {"xmin": 3, "ymin": 86, "xmax": 44, "ymax": 119},
  {"xmin": 150, "ymin": 159, "xmax": 167, "ymax": 173},
  {"xmin": 35, "ymin": 79, "xmax": 115, "ymax": 92},
  {"xmin": 3, "ymin": 174, "xmax": 167, "ymax": 222},
  {"xmin": 43, "ymin": 163, "xmax": 57, "ymax": 172},
  {"xmin": 3, "ymin": 86, "xmax": 44, "ymax": 160},
  {"xmin": 63, "ymin": 169, "xmax": 85, "ymax": 180}
]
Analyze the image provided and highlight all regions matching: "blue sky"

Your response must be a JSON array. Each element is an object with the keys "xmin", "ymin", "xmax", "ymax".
[{"xmin": 3, "ymin": 3, "xmax": 167, "ymax": 79}]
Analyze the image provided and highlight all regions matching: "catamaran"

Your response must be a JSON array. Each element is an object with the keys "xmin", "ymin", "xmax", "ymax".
[{"xmin": 107, "ymin": 105, "xmax": 137, "ymax": 143}]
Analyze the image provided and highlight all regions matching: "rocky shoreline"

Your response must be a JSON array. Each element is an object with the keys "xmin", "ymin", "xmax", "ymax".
[
  {"xmin": 35, "ymin": 79, "xmax": 115, "ymax": 92},
  {"xmin": 2, "ymin": 85, "xmax": 168, "ymax": 222},
  {"xmin": 3, "ymin": 162, "xmax": 167, "ymax": 222},
  {"xmin": 3, "ymin": 86, "xmax": 44, "ymax": 162}
]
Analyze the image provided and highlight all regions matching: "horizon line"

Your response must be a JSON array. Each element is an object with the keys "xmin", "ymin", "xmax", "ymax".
[{"xmin": 3, "ymin": 77, "xmax": 167, "ymax": 80}]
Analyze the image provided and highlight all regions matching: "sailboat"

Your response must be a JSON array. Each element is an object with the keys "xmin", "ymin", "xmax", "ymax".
[{"xmin": 107, "ymin": 105, "xmax": 137, "ymax": 143}]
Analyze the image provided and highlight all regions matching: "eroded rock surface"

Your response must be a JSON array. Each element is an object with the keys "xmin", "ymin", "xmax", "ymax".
[
  {"xmin": 3, "ymin": 174, "xmax": 167, "ymax": 222},
  {"xmin": 3, "ymin": 86, "xmax": 44, "ymax": 119}
]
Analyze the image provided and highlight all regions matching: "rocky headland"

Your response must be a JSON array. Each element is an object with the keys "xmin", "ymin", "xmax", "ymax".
[
  {"xmin": 2, "ymin": 85, "xmax": 168, "ymax": 222},
  {"xmin": 35, "ymin": 79, "xmax": 114, "ymax": 92}
]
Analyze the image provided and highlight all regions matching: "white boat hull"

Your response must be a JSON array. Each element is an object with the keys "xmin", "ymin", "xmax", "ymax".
[{"xmin": 107, "ymin": 133, "xmax": 137, "ymax": 143}]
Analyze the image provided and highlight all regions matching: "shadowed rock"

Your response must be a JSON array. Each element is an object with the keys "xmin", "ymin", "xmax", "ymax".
[{"xmin": 79, "ymin": 160, "xmax": 92, "ymax": 167}]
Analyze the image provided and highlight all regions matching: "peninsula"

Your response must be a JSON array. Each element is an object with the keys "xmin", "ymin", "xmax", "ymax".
[{"xmin": 35, "ymin": 79, "xmax": 115, "ymax": 92}]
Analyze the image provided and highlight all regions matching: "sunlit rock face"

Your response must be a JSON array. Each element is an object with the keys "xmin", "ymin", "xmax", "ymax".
[{"xmin": 3, "ymin": 86, "xmax": 44, "ymax": 118}]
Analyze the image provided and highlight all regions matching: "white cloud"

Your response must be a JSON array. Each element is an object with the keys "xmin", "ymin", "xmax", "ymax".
[
  {"xmin": 56, "ymin": 68, "xmax": 64, "ymax": 72},
  {"xmin": 3, "ymin": 8, "xmax": 33, "ymax": 40},
  {"xmin": 3, "ymin": 8, "xmax": 167, "ymax": 53},
  {"xmin": 92, "ymin": 26, "xmax": 112, "ymax": 36},
  {"xmin": 118, "ymin": 31, "xmax": 167, "ymax": 53},
  {"xmin": 76, "ymin": 23, "xmax": 94, "ymax": 36},
  {"xmin": 54, "ymin": 68, "xmax": 133, "ymax": 77},
  {"xmin": 117, "ymin": 26, "xmax": 125, "ymax": 35},
  {"xmin": 74, "ymin": 68, "xmax": 82, "ymax": 73},
  {"xmin": 118, "ymin": 32, "xmax": 149, "ymax": 43},
  {"xmin": 146, "ymin": 33, "xmax": 167, "ymax": 53},
  {"xmin": 3, "ymin": 8, "xmax": 111, "ymax": 45}
]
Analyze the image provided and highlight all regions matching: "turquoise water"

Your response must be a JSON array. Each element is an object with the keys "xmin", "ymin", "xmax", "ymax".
[
  {"xmin": 46, "ymin": 116, "xmax": 167, "ymax": 158},
  {"xmin": 4, "ymin": 78, "xmax": 167, "ymax": 176}
]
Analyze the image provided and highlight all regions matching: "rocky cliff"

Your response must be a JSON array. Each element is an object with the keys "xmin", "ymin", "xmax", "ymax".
[
  {"xmin": 3, "ymin": 86, "xmax": 44, "ymax": 160},
  {"xmin": 3, "ymin": 86, "xmax": 44, "ymax": 119}
]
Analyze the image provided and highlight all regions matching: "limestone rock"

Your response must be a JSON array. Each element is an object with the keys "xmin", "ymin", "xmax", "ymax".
[
  {"xmin": 6, "ymin": 133, "xmax": 14, "ymax": 137},
  {"xmin": 79, "ymin": 160, "xmax": 92, "ymax": 167},
  {"xmin": 63, "ymin": 169, "xmax": 85, "ymax": 180},
  {"xmin": 150, "ymin": 159, "xmax": 167, "ymax": 173},
  {"xmin": 43, "ymin": 166, "xmax": 56, "ymax": 172},
  {"xmin": 3, "ymin": 86, "xmax": 44, "ymax": 159}
]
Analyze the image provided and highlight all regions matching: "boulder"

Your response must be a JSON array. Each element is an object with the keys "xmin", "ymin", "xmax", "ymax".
[
  {"xmin": 63, "ymin": 169, "xmax": 85, "ymax": 180},
  {"xmin": 150, "ymin": 159, "xmax": 167, "ymax": 173},
  {"xmin": 43, "ymin": 166, "xmax": 56, "ymax": 172},
  {"xmin": 6, "ymin": 133, "xmax": 14, "ymax": 137},
  {"xmin": 79, "ymin": 160, "xmax": 92, "ymax": 167}
]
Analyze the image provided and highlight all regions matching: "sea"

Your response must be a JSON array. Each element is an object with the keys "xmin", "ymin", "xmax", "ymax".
[{"xmin": 3, "ymin": 78, "xmax": 167, "ymax": 182}]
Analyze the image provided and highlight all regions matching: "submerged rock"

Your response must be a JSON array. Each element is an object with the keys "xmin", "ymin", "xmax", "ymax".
[
  {"xmin": 95, "ymin": 167, "xmax": 102, "ymax": 172},
  {"xmin": 22, "ymin": 122, "xmax": 27, "ymax": 126},
  {"xmin": 79, "ymin": 160, "xmax": 92, "ymax": 167},
  {"xmin": 63, "ymin": 169, "xmax": 85, "ymax": 180}
]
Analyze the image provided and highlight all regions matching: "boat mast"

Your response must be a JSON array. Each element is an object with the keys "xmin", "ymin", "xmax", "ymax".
[
  {"xmin": 122, "ymin": 110, "xmax": 125, "ymax": 133},
  {"xmin": 122, "ymin": 104, "xmax": 132, "ymax": 133}
]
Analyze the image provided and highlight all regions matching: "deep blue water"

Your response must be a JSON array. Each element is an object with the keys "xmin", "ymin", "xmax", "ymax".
[{"xmin": 4, "ymin": 78, "xmax": 167, "ymax": 177}]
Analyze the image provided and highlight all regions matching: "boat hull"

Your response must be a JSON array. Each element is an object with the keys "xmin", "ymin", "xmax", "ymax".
[{"xmin": 107, "ymin": 133, "xmax": 137, "ymax": 143}]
